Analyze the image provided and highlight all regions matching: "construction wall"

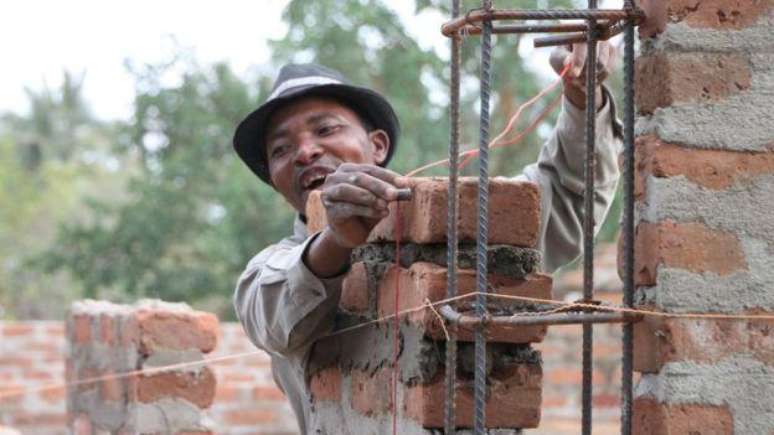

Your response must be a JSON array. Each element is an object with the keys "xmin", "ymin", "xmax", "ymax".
[
  {"xmin": 630, "ymin": 0, "xmax": 774, "ymax": 432},
  {"xmin": 0, "ymin": 289, "xmax": 627, "ymax": 435},
  {"xmin": 303, "ymin": 177, "xmax": 550, "ymax": 433}
]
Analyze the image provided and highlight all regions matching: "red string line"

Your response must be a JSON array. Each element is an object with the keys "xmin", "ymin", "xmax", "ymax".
[
  {"xmin": 1, "ymin": 292, "xmax": 771, "ymax": 401},
  {"xmin": 392, "ymin": 201, "xmax": 402, "ymax": 435},
  {"xmin": 406, "ymin": 62, "xmax": 571, "ymax": 177}
]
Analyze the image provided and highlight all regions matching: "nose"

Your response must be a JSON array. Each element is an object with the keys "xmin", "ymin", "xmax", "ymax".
[{"xmin": 293, "ymin": 133, "xmax": 323, "ymax": 166}]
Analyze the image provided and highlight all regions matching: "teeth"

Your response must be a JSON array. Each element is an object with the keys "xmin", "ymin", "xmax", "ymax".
[{"xmin": 304, "ymin": 173, "xmax": 326, "ymax": 189}]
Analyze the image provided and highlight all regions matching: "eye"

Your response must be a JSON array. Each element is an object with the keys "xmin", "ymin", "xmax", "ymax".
[
  {"xmin": 317, "ymin": 123, "xmax": 341, "ymax": 136},
  {"xmin": 269, "ymin": 143, "xmax": 290, "ymax": 159}
]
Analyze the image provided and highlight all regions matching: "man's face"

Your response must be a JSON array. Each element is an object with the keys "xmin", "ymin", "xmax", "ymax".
[{"xmin": 265, "ymin": 97, "xmax": 390, "ymax": 212}]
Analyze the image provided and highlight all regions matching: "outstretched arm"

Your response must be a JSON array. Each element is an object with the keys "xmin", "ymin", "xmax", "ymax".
[{"xmin": 518, "ymin": 42, "xmax": 623, "ymax": 273}]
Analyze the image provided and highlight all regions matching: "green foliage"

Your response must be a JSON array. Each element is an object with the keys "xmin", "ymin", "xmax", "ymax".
[
  {"xmin": 1, "ymin": 0, "xmax": 621, "ymax": 319},
  {"xmin": 39, "ymin": 59, "xmax": 295, "ymax": 317}
]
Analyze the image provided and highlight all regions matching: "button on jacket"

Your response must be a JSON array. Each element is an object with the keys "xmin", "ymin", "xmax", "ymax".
[{"xmin": 234, "ymin": 92, "xmax": 622, "ymax": 434}]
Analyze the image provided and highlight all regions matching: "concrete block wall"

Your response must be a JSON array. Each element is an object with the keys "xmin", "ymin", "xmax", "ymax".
[
  {"xmin": 305, "ymin": 177, "xmax": 551, "ymax": 433},
  {"xmin": 66, "ymin": 300, "xmax": 219, "ymax": 434},
  {"xmin": 630, "ymin": 0, "xmax": 774, "ymax": 433}
]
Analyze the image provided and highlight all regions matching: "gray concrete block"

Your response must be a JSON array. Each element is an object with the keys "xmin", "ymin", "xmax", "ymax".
[
  {"xmin": 125, "ymin": 398, "xmax": 213, "ymax": 434},
  {"xmin": 639, "ymin": 175, "xmax": 774, "ymax": 246},
  {"xmin": 642, "ymin": 13, "xmax": 774, "ymax": 54},
  {"xmin": 635, "ymin": 357, "xmax": 774, "ymax": 435}
]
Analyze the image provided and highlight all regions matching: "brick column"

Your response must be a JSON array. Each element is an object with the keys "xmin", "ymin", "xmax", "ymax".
[
  {"xmin": 306, "ymin": 177, "xmax": 550, "ymax": 433},
  {"xmin": 629, "ymin": 1, "xmax": 774, "ymax": 433},
  {"xmin": 66, "ymin": 300, "xmax": 219, "ymax": 434}
]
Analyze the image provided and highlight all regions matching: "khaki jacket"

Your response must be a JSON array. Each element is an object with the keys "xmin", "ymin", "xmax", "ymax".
[{"xmin": 234, "ymin": 93, "xmax": 622, "ymax": 434}]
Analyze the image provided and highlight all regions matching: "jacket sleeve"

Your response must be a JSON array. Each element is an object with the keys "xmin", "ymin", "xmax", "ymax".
[
  {"xmin": 233, "ymin": 232, "xmax": 345, "ymax": 356},
  {"xmin": 518, "ymin": 87, "xmax": 623, "ymax": 273}
]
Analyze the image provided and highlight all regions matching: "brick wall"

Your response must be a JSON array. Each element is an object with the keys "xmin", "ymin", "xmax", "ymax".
[
  {"xmin": 304, "ymin": 177, "xmax": 550, "ymax": 433},
  {"xmin": 0, "ymin": 282, "xmax": 623, "ymax": 435},
  {"xmin": 0, "ymin": 321, "xmax": 67, "ymax": 434},
  {"xmin": 629, "ymin": 0, "xmax": 774, "ymax": 432},
  {"xmin": 66, "ymin": 300, "xmax": 220, "ymax": 434},
  {"xmin": 208, "ymin": 323, "xmax": 297, "ymax": 434}
]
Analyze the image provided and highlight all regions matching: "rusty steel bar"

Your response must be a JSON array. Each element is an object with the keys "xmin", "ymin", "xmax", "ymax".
[
  {"xmin": 458, "ymin": 22, "xmax": 589, "ymax": 35},
  {"xmin": 472, "ymin": 0, "xmax": 493, "ymax": 433},
  {"xmin": 533, "ymin": 19, "xmax": 626, "ymax": 47},
  {"xmin": 621, "ymin": 1, "xmax": 637, "ymax": 433},
  {"xmin": 581, "ymin": 2, "xmax": 599, "ymax": 432},
  {"xmin": 444, "ymin": 0, "xmax": 461, "ymax": 432},
  {"xmin": 442, "ymin": 8, "xmax": 635, "ymax": 36},
  {"xmin": 439, "ymin": 306, "xmax": 643, "ymax": 327}
]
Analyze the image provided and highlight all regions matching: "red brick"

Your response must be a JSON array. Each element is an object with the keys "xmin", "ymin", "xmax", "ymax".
[
  {"xmin": 223, "ymin": 409, "xmax": 276, "ymax": 425},
  {"xmin": 635, "ymin": 136, "xmax": 774, "ymax": 198},
  {"xmin": 135, "ymin": 310, "xmax": 218, "ymax": 355},
  {"xmin": 340, "ymin": 262, "xmax": 371, "ymax": 314},
  {"xmin": 39, "ymin": 386, "xmax": 66, "ymax": 404},
  {"xmin": 405, "ymin": 363, "xmax": 542, "ymax": 428},
  {"xmin": 545, "ymin": 368, "xmax": 606, "ymax": 386},
  {"xmin": 666, "ymin": 0, "xmax": 770, "ymax": 30},
  {"xmin": 99, "ymin": 370, "xmax": 124, "ymax": 402},
  {"xmin": 22, "ymin": 370, "xmax": 52, "ymax": 381},
  {"xmin": 378, "ymin": 262, "xmax": 552, "ymax": 343},
  {"xmin": 2, "ymin": 323, "xmax": 34, "ymax": 337},
  {"xmin": 12, "ymin": 412, "xmax": 68, "ymax": 425},
  {"xmin": 120, "ymin": 315, "xmax": 139, "ymax": 346},
  {"xmin": 252, "ymin": 385, "xmax": 285, "ymax": 401},
  {"xmin": 135, "ymin": 367, "xmax": 216, "ymax": 408},
  {"xmin": 46, "ymin": 323, "xmax": 65, "ymax": 335},
  {"xmin": 307, "ymin": 177, "xmax": 541, "ymax": 247},
  {"xmin": 223, "ymin": 373, "xmax": 254, "ymax": 383},
  {"xmin": 71, "ymin": 314, "xmax": 92, "ymax": 344},
  {"xmin": 592, "ymin": 393, "xmax": 619, "ymax": 408},
  {"xmin": 638, "ymin": 0, "xmax": 668, "ymax": 37},
  {"xmin": 634, "ymin": 314, "xmax": 774, "ymax": 373},
  {"xmin": 214, "ymin": 385, "xmax": 241, "ymax": 402},
  {"xmin": 633, "ymin": 221, "xmax": 746, "ymax": 286},
  {"xmin": 99, "ymin": 314, "xmax": 115, "ymax": 344},
  {"xmin": 309, "ymin": 366, "xmax": 342, "ymax": 403},
  {"xmin": 636, "ymin": 53, "xmax": 751, "ymax": 114},
  {"xmin": 0, "ymin": 356, "xmax": 33, "ymax": 367},
  {"xmin": 633, "ymin": 398, "xmax": 733, "ymax": 435},
  {"xmin": 351, "ymin": 367, "xmax": 393, "ymax": 416}
]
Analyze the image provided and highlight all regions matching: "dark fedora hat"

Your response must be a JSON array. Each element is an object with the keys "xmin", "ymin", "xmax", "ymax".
[{"xmin": 233, "ymin": 63, "xmax": 400, "ymax": 185}]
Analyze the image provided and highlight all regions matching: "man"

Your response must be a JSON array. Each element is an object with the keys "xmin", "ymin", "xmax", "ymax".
[{"xmin": 233, "ymin": 44, "xmax": 621, "ymax": 433}]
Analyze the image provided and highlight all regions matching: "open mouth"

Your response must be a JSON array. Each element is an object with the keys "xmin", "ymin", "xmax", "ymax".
[
  {"xmin": 299, "ymin": 167, "xmax": 332, "ymax": 193},
  {"xmin": 305, "ymin": 176, "xmax": 326, "ymax": 191}
]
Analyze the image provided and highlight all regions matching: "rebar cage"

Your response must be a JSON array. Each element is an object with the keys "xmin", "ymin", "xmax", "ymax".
[{"xmin": 439, "ymin": 1, "xmax": 643, "ymax": 434}]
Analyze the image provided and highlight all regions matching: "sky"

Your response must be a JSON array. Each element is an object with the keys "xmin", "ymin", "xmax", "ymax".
[
  {"xmin": 1, "ymin": 0, "xmax": 611, "ymax": 122},
  {"xmin": 1, "ymin": 0, "xmax": 454, "ymax": 121}
]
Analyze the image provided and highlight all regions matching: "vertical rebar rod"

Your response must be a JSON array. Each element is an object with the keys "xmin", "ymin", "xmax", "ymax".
[
  {"xmin": 444, "ymin": 0, "xmax": 462, "ymax": 433},
  {"xmin": 474, "ymin": 0, "xmax": 493, "ymax": 433},
  {"xmin": 581, "ymin": 2, "xmax": 598, "ymax": 433},
  {"xmin": 620, "ymin": 0, "xmax": 636, "ymax": 433}
]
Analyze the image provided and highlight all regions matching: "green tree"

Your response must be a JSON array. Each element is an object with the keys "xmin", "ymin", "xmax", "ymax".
[
  {"xmin": 40, "ymin": 58, "xmax": 294, "ymax": 317},
  {"xmin": 32, "ymin": 0, "xmax": 619, "ymax": 319}
]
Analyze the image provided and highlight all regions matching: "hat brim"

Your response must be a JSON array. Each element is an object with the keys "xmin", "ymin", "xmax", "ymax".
[{"xmin": 233, "ymin": 83, "xmax": 400, "ymax": 185}]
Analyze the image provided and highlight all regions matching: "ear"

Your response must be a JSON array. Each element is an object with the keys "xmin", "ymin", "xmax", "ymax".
[{"xmin": 368, "ymin": 129, "xmax": 391, "ymax": 165}]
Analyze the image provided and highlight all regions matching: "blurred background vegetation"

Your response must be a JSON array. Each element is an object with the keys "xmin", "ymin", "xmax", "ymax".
[{"xmin": 0, "ymin": 0, "xmax": 621, "ymax": 320}]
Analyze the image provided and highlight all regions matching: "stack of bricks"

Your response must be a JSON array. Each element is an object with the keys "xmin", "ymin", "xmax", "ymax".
[
  {"xmin": 305, "ymin": 176, "xmax": 552, "ymax": 433},
  {"xmin": 66, "ymin": 300, "xmax": 219, "ymax": 434},
  {"xmin": 630, "ymin": 0, "xmax": 774, "ymax": 433}
]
